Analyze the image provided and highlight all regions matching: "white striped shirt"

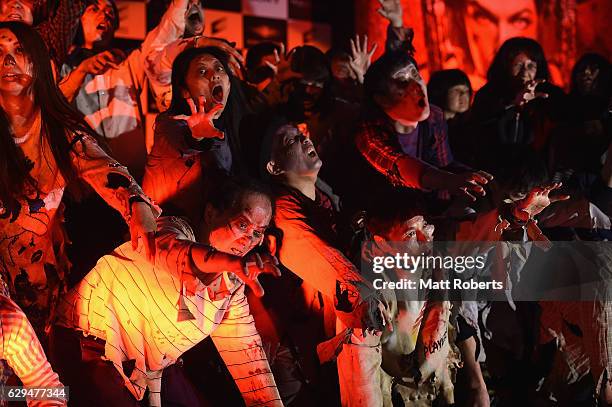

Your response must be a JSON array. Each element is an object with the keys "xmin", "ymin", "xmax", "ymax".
[
  {"xmin": 0, "ymin": 295, "xmax": 65, "ymax": 406},
  {"xmin": 56, "ymin": 217, "xmax": 281, "ymax": 406}
]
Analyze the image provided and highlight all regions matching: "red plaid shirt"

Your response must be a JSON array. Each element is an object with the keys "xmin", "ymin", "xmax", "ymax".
[{"xmin": 355, "ymin": 105, "xmax": 453, "ymax": 189}]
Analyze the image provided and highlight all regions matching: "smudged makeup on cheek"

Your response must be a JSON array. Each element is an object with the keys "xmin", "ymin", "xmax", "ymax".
[{"xmin": 0, "ymin": 30, "xmax": 33, "ymax": 82}]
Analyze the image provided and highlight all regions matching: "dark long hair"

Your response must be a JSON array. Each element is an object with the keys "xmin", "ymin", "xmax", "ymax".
[
  {"xmin": 486, "ymin": 37, "xmax": 550, "ymax": 96},
  {"xmin": 0, "ymin": 22, "xmax": 101, "ymax": 207},
  {"xmin": 167, "ymin": 46, "xmax": 248, "ymax": 167}
]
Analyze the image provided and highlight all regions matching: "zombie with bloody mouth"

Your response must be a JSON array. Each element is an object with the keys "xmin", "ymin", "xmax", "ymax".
[{"xmin": 335, "ymin": 48, "xmax": 492, "ymax": 218}]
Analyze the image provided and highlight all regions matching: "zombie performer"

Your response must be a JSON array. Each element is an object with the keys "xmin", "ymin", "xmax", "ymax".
[{"xmin": 0, "ymin": 22, "xmax": 158, "ymax": 338}]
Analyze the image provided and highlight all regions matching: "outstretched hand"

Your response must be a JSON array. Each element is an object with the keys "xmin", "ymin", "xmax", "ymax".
[
  {"xmin": 264, "ymin": 43, "xmax": 302, "ymax": 83},
  {"xmin": 349, "ymin": 34, "xmax": 377, "ymax": 84},
  {"xmin": 514, "ymin": 182, "xmax": 570, "ymax": 220},
  {"xmin": 514, "ymin": 79, "xmax": 549, "ymax": 107},
  {"xmin": 79, "ymin": 49, "xmax": 126, "ymax": 75},
  {"xmin": 445, "ymin": 170, "xmax": 494, "ymax": 201},
  {"xmin": 236, "ymin": 252, "xmax": 281, "ymax": 297},
  {"xmin": 173, "ymin": 96, "xmax": 224, "ymax": 140},
  {"xmin": 377, "ymin": 0, "xmax": 403, "ymax": 28}
]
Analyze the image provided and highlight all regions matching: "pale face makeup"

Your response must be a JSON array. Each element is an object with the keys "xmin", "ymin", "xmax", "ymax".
[{"xmin": 0, "ymin": 28, "xmax": 33, "ymax": 95}]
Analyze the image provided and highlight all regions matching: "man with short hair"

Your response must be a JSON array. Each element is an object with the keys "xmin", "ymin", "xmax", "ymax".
[{"xmin": 264, "ymin": 122, "xmax": 391, "ymax": 406}]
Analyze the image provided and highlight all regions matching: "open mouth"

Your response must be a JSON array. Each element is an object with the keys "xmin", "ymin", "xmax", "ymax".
[
  {"xmin": 417, "ymin": 97, "xmax": 426, "ymax": 108},
  {"xmin": 7, "ymin": 13, "xmax": 22, "ymax": 21},
  {"xmin": 188, "ymin": 11, "xmax": 202, "ymax": 24},
  {"xmin": 211, "ymin": 84, "xmax": 224, "ymax": 104},
  {"xmin": 306, "ymin": 145, "xmax": 317, "ymax": 158},
  {"xmin": 96, "ymin": 22, "xmax": 108, "ymax": 31},
  {"xmin": 2, "ymin": 73, "xmax": 19, "ymax": 80}
]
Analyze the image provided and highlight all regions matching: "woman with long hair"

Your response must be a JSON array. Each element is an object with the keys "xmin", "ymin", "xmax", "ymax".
[
  {"xmin": 0, "ymin": 21, "xmax": 158, "ymax": 337},
  {"xmin": 143, "ymin": 46, "xmax": 249, "ymax": 224},
  {"xmin": 468, "ymin": 37, "xmax": 566, "ymax": 173}
]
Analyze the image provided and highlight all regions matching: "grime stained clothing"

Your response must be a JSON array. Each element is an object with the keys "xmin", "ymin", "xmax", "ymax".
[
  {"xmin": 272, "ymin": 180, "xmax": 385, "ymax": 406},
  {"xmin": 55, "ymin": 216, "xmax": 282, "ymax": 407},
  {"xmin": 0, "ymin": 113, "xmax": 158, "ymax": 338},
  {"xmin": 143, "ymin": 111, "xmax": 235, "ymax": 224}
]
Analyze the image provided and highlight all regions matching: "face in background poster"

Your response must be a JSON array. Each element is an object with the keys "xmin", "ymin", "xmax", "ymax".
[
  {"xmin": 243, "ymin": 15, "xmax": 287, "ymax": 49},
  {"xmin": 360, "ymin": 0, "xmax": 610, "ymax": 90},
  {"xmin": 428, "ymin": 0, "xmax": 542, "ymax": 89},
  {"xmin": 203, "ymin": 9, "xmax": 244, "ymax": 49},
  {"xmin": 287, "ymin": 20, "xmax": 331, "ymax": 52}
]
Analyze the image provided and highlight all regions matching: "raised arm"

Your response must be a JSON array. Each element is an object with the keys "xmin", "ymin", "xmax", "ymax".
[{"xmin": 34, "ymin": 0, "xmax": 86, "ymax": 68}]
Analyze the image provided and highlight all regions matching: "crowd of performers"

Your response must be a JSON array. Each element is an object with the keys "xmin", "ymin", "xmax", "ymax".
[{"xmin": 0, "ymin": 0, "xmax": 611, "ymax": 406}]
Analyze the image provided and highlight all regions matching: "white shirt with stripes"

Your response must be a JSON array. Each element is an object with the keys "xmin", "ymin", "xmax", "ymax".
[{"xmin": 56, "ymin": 217, "xmax": 282, "ymax": 406}]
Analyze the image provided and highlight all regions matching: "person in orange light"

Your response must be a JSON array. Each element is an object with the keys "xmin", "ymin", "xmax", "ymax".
[
  {"xmin": 0, "ymin": 22, "xmax": 158, "ymax": 340},
  {"xmin": 143, "ymin": 46, "xmax": 249, "ymax": 225},
  {"xmin": 51, "ymin": 177, "xmax": 283, "ymax": 407},
  {"xmin": 264, "ymin": 122, "xmax": 392, "ymax": 407}
]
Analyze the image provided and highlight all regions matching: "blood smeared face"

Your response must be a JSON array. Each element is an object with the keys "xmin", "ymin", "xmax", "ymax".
[
  {"xmin": 379, "ymin": 62, "xmax": 430, "ymax": 124},
  {"xmin": 207, "ymin": 192, "xmax": 272, "ymax": 257},
  {"xmin": 0, "ymin": 28, "xmax": 33, "ymax": 95},
  {"xmin": 0, "ymin": 0, "xmax": 34, "ymax": 25}
]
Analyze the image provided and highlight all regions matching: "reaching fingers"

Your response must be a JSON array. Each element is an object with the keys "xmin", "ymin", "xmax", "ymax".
[
  {"xmin": 460, "ymin": 186, "xmax": 478, "ymax": 202},
  {"xmin": 469, "ymin": 171, "xmax": 491, "ymax": 186},
  {"xmin": 376, "ymin": 8, "xmax": 388, "ymax": 18},
  {"xmin": 535, "ymin": 92, "xmax": 549, "ymax": 100},
  {"xmin": 207, "ymin": 103, "xmax": 224, "ymax": 117},
  {"xmin": 279, "ymin": 43, "xmax": 286, "ymax": 60},
  {"xmin": 350, "ymin": 38, "xmax": 357, "ymax": 57},
  {"xmin": 264, "ymin": 60, "xmax": 279, "ymax": 74},
  {"xmin": 368, "ymin": 42, "xmax": 378, "ymax": 58},
  {"xmin": 186, "ymin": 97, "xmax": 197, "ymax": 115},
  {"xmin": 247, "ymin": 278, "xmax": 266, "ymax": 298},
  {"xmin": 549, "ymin": 194, "xmax": 571, "ymax": 203},
  {"xmin": 362, "ymin": 34, "xmax": 368, "ymax": 54},
  {"xmin": 255, "ymin": 253, "xmax": 264, "ymax": 270},
  {"xmin": 476, "ymin": 170, "xmax": 494, "ymax": 182},
  {"xmin": 172, "ymin": 114, "xmax": 190, "ymax": 121},
  {"xmin": 198, "ymin": 95, "xmax": 206, "ymax": 112}
]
